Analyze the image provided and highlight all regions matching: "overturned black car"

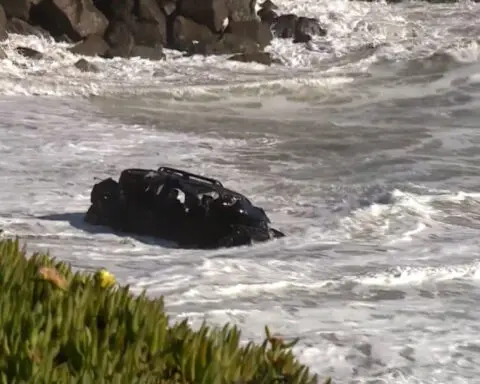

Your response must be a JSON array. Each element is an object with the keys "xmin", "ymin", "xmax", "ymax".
[{"xmin": 84, "ymin": 166, "xmax": 285, "ymax": 249}]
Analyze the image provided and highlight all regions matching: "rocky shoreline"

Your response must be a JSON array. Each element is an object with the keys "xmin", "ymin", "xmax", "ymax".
[{"xmin": 0, "ymin": 0, "xmax": 326, "ymax": 67}]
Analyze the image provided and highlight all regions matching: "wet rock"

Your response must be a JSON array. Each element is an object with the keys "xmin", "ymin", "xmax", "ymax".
[
  {"xmin": 69, "ymin": 35, "xmax": 110, "ymax": 57},
  {"xmin": 16, "ymin": 46, "xmax": 43, "ymax": 59},
  {"xmin": 170, "ymin": 16, "xmax": 215, "ymax": 51},
  {"xmin": 0, "ymin": 47, "xmax": 6, "ymax": 59},
  {"xmin": 229, "ymin": 51, "xmax": 277, "ymax": 65},
  {"xmin": 74, "ymin": 58, "xmax": 99, "ymax": 72},
  {"xmin": 0, "ymin": 5, "xmax": 6, "ymax": 28},
  {"xmin": 258, "ymin": 0, "xmax": 278, "ymax": 10},
  {"xmin": 0, "ymin": 0, "xmax": 326, "ymax": 60},
  {"xmin": 131, "ymin": 45, "xmax": 165, "ymax": 60},
  {"xmin": 93, "ymin": 0, "xmax": 134, "ymax": 21},
  {"xmin": 0, "ymin": 5, "xmax": 6, "ymax": 41},
  {"xmin": 105, "ymin": 21, "xmax": 134, "ymax": 57},
  {"xmin": 159, "ymin": 0, "xmax": 176, "ymax": 16},
  {"xmin": 6, "ymin": 17, "xmax": 50, "ymax": 37},
  {"xmin": 131, "ymin": 19, "xmax": 167, "ymax": 47},
  {"xmin": 293, "ymin": 30, "xmax": 311, "ymax": 43},
  {"xmin": 257, "ymin": 8, "xmax": 277, "ymax": 25},
  {"xmin": 56, "ymin": 34, "xmax": 74, "ymax": 43},
  {"xmin": 272, "ymin": 14, "xmax": 297, "ymax": 38},
  {"xmin": 187, "ymin": 33, "xmax": 259, "ymax": 55},
  {"xmin": 226, "ymin": 19, "xmax": 272, "ymax": 48},
  {"xmin": 31, "ymin": 0, "xmax": 109, "ymax": 41},
  {"xmin": 295, "ymin": 16, "xmax": 326, "ymax": 38},
  {"xmin": 136, "ymin": 0, "xmax": 165, "ymax": 24},
  {"xmin": 179, "ymin": 0, "xmax": 229, "ymax": 32},
  {"xmin": 224, "ymin": 0, "xmax": 258, "ymax": 22},
  {"xmin": 1, "ymin": 0, "xmax": 42, "ymax": 20}
]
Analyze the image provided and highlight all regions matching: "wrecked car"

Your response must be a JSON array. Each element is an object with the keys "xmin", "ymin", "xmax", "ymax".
[{"xmin": 84, "ymin": 166, "xmax": 285, "ymax": 249}]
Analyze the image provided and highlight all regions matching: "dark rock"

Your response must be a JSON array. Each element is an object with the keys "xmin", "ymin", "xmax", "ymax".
[
  {"xmin": 0, "ymin": 5, "xmax": 6, "ymax": 41},
  {"xmin": 179, "ymin": 0, "xmax": 228, "ymax": 32},
  {"xmin": 187, "ymin": 33, "xmax": 259, "ymax": 55},
  {"xmin": 131, "ymin": 44, "xmax": 165, "ymax": 60},
  {"xmin": 272, "ymin": 14, "xmax": 297, "ymax": 38},
  {"xmin": 74, "ymin": 58, "xmax": 99, "ymax": 72},
  {"xmin": 136, "ymin": 0, "xmax": 164, "ymax": 24},
  {"xmin": 0, "ymin": 0, "xmax": 41, "ymax": 20},
  {"xmin": 69, "ymin": 35, "xmax": 110, "ymax": 56},
  {"xmin": 257, "ymin": 8, "xmax": 277, "ymax": 25},
  {"xmin": 170, "ymin": 16, "xmax": 215, "ymax": 51},
  {"xmin": 16, "ymin": 46, "xmax": 43, "ymax": 59},
  {"xmin": 132, "ymin": 18, "xmax": 167, "ymax": 47},
  {"xmin": 31, "ymin": 0, "xmax": 109, "ymax": 41},
  {"xmin": 159, "ymin": 0, "xmax": 176, "ymax": 15},
  {"xmin": 224, "ymin": 0, "xmax": 257, "ymax": 22},
  {"xmin": 258, "ymin": 0, "xmax": 278, "ymax": 10},
  {"xmin": 84, "ymin": 166, "xmax": 285, "ymax": 249},
  {"xmin": 293, "ymin": 30, "xmax": 311, "ymax": 43},
  {"xmin": 226, "ymin": 20, "xmax": 272, "ymax": 49},
  {"xmin": 0, "ymin": 5, "xmax": 6, "ymax": 28},
  {"xmin": 56, "ymin": 34, "xmax": 73, "ymax": 43},
  {"xmin": 6, "ymin": 17, "xmax": 50, "ymax": 37},
  {"xmin": 295, "ymin": 16, "xmax": 326, "ymax": 37},
  {"xmin": 93, "ymin": 0, "xmax": 134, "ymax": 21},
  {"xmin": 229, "ymin": 51, "xmax": 277, "ymax": 65},
  {"xmin": 105, "ymin": 21, "xmax": 134, "ymax": 57},
  {"xmin": 0, "ymin": 48, "xmax": 6, "ymax": 59}
]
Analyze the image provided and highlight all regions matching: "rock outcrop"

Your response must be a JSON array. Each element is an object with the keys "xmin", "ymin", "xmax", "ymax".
[{"xmin": 0, "ymin": 0, "xmax": 327, "ymax": 64}]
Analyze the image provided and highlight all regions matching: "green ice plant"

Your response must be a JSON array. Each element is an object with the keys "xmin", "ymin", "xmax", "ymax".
[{"xmin": 0, "ymin": 237, "xmax": 331, "ymax": 383}]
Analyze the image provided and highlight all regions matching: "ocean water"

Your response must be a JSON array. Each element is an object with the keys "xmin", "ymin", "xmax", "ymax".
[{"xmin": 2, "ymin": 0, "xmax": 480, "ymax": 382}]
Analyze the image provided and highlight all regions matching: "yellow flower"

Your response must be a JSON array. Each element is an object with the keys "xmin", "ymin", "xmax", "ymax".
[{"xmin": 94, "ymin": 268, "xmax": 116, "ymax": 289}]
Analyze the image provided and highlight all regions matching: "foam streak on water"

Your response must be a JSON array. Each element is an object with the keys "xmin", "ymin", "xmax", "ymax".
[{"xmin": 2, "ymin": 0, "xmax": 480, "ymax": 383}]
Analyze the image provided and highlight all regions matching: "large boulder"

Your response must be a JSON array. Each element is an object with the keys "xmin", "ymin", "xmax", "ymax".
[
  {"xmin": 170, "ymin": 15, "xmax": 215, "ymax": 51},
  {"xmin": 225, "ymin": 0, "xmax": 257, "ymax": 22},
  {"xmin": 131, "ymin": 44, "xmax": 165, "ymax": 60},
  {"xmin": 295, "ymin": 16, "xmax": 326, "ymax": 38},
  {"xmin": 92, "ymin": 0, "xmax": 134, "ymax": 21},
  {"xmin": 226, "ymin": 20, "xmax": 272, "ymax": 49},
  {"xmin": 256, "ymin": 0, "xmax": 277, "ymax": 25},
  {"xmin": 0, "ymin": 5, "xmax": 6, "ymax": 40},
  {"xmin": 6, "ymin": 17, "xmax": 50, "ymax": 37},
  {"xmin": 0, "ymin": 5, "xmax": 6, "ymax": 28},
  {"xmin": 272, "ymin": 14, "xmax": 297, "ymax": 39},
  {"xmin": 131, "ymin": 19, "xmax": 167, "ymax": 47},
  {"xmin": 158, "ymin": 0, "xmax": 176, "ymax": 16},
  {"xmin": 104, "ymin": 21, "xmax": 135, "ymax": 57},
  {"xmin": 69, "ymin": 35, "xmax": 110, "ymax": 56},
  {"xmin": 136, "ymin": 0, "xmax": 165, "ymax": 24},
  {"xmin": 31, "ymin": 0, "xmax": 109, "ymax": 41},
  {"xmin": 186, "ymin": 33, "xmax": 260, "ymax": 55},
  {"xmin": 178, "ymin": 0, "xmax": 229, "ymax": 32},
  {"xmin": 0, "ymin": 0, "xmax": 42, "ymax": 20}
]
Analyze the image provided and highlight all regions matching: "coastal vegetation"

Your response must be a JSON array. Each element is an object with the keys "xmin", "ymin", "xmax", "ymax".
[{"xmin": 0, "ymin": 237, "xmax": 329, "ymax": 383}]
